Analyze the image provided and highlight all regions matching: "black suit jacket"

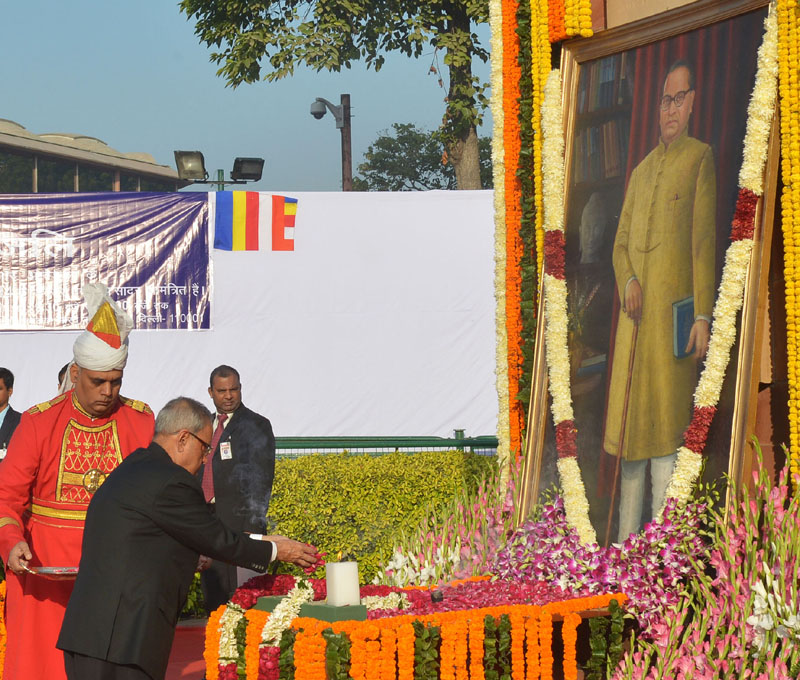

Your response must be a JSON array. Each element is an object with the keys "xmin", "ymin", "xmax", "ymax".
[
  {"xmin": 57, "ymin": 442, "xmax": 272, "ymax": 680},
  {"xmin": 203, "ymin": 404, "xmax": 276, "ymax": 533},
  {"xmin": 0, "ymin": 406, "xmax": 21, "ymax": 449}
]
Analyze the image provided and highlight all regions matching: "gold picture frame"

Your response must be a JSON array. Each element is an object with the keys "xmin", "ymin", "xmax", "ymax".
[{"xmin": 520, "ymin": 0, "xmax": 780, "ymax": 545}]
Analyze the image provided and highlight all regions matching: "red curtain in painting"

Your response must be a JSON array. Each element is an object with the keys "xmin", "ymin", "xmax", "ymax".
[{"xmin": 625, "ymin": 9, "xmax": 766, "ymax": 275}]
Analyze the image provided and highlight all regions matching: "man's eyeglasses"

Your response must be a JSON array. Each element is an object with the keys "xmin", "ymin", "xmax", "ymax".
[
  {"xmin": 186, "ymin": 430, "xmax": 212, "ymax": 456},
  {"xmin": 660, "ymin": 89, "xmax": 693, "ymax": 111}
]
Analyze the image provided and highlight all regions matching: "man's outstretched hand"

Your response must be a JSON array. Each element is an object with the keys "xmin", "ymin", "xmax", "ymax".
[{"xmin": 266, "ymin": 536, "xmax": 319, "ymax": 569}]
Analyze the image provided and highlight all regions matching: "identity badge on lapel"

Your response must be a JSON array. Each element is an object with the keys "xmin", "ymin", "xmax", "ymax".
[{"xmin": 220, "ymin": 442, "xmax": 233, "ymax": 460}]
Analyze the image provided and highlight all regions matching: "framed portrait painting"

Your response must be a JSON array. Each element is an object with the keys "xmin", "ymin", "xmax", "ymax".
[{"xmin": 522, "ymin": 0, "xmax": 780, "ymax": 545}]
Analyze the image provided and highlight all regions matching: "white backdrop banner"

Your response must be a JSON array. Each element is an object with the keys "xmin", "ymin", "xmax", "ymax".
[{"xmin": 2, "ymin": 190, "xmax": 497, "ymax": 438}]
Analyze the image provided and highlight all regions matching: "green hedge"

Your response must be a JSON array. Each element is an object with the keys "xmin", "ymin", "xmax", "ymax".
[{"xmin": 267, "ymin": 450, "xmax": 495, "ymax": 584}]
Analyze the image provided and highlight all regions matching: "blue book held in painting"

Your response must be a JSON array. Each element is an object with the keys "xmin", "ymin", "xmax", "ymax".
[{"xmin": 673, "ymin": 296, "xmax": 694, "ymax": 359}]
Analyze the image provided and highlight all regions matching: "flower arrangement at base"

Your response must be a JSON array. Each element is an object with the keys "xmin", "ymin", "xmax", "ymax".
[
  {"xmin": 206, "ymin": 571, "xmax": 627, "ymax": 679},
  {"xmin": 491, "ymin": 489, "xmax": 714, "ymax": 638},
  {"xmin": 613, "ymin": 446, "xmax": 800, "ymax": 679}
]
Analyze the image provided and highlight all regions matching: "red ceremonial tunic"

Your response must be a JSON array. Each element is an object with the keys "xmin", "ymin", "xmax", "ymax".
[{"xmin": 0, "ymin": 391, "xmax": 154, "ymax": 680}]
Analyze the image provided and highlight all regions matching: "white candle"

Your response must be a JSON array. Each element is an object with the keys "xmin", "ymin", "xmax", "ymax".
[{"xmin": 325, "ymin": 561, "xmax": 360, "ymax": 607}]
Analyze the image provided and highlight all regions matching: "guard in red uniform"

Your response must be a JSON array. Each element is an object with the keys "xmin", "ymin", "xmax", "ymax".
[{"xmin": 0, "ymin": 283, "xmax": 154, "ymax": 680}]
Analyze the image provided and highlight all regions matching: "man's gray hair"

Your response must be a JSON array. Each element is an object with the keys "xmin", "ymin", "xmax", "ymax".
[{"xmin": 155, "ymin": 397, "xmax": 212, "ymax": 435}]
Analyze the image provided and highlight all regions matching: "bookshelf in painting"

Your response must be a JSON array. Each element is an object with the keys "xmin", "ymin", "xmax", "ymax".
[{"xmin": 565, "ymin": 51, "xmax": 635, "ymax": 389}]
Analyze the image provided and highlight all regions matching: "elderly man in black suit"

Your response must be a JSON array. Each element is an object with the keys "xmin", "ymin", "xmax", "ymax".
[
  {"xmin": 57, "ymin": 397, "xmax": 316, "ymax": 680},
  {"xmin": 199, "ymin": 364, "xmax": 277, "ymax": 613},
  {"xmin": 0, "ymin": 367, "xmax": 21, "ymax": 456}
]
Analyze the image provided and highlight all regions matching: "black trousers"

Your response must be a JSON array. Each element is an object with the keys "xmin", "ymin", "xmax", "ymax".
[
  {"xmin": 63, "ymin": 651, "xmax": 152, "ymax": 680},
  {"xmin": 200, "ymin": 558, "xmax": 238, "ymax": 614}
]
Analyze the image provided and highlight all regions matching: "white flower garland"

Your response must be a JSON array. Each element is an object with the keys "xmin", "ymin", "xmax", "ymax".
[
  {"xmin": 542, "ymin": 70, "xmax": 575, "ymax": 426},
  {"xmin": 489, "ymin": 0, "xmax": 511, "ymax": 468},
  {"xmin": 661, "ymin": 8, "xmax": 778, "ymax": 509},
  {"xmin": 490, "ymin": 0, "xmax": 511, "ymax": 467},
  {"xmin": 557, "ymin": 456, "xmax": 596, "ymax": 543},
  {"xmin": 218, "ymin": 603, "xmax": 246, "ymax": 661},
  {"xmin": 543, "ymin": 275, "xmax": 574, "ymax": 424},
  {"xmin": 540, "ymin": 8, "xmax": 779, "ymax": 536},
  {"xmin": 662, "ymin": 447, "xmax": 704, "ymax": 507},
  {"xmin": 542, "ymin": 70, "xmax": 566, "ymax": 235},
  {"xmin": 694, "ymin": 240, "xmax": 755, "ymax": 407},
  {"xmin": 739, "ymin": 8, "xmax": 780, "ymax": 195},
  {"xmin": 541, "ymin": 69, "xmax": 597, "ymax": 545},
  {"xmin": 260, "ymin": 579, "xmax": 314, "ymax": 646}
]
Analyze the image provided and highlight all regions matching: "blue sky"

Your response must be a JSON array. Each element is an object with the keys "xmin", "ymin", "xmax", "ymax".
[{"xmin": 2, "ymin": 0, "xmax": 493, "ymax": 192}]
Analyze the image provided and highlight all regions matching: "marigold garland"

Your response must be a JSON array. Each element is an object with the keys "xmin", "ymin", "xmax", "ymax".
[
  {"xmin": 488, "ymin": 0, "xmax": 588, "ymax": 486},
  {"xmin": 292, "ymin": 624, "xmax": 326, "ymax": 680},
  {"xmin": 397, "ymin": 622, "xmax": 416, "ymax": 680},
  {"xmin": 564, "ymin": 0, "xmax": 577, "ymax": 37},
  {"xmin": 204, "ymin": 606, "xmax": 226, "ymax": 680},
  {"xmin": 453, "ymin": 617, "xmax": 469, "ymax": 680},
  {"xmin": 469, "ymin": 614, "xmax": 486, "ymax": 680},
  {"xmin": 547, "ymin": 0, "xmax": 567, "ymax": 42},
  {"xmin": 561, "ymin": 612, "xmax": 581, "ymax": 680},
  {"xmin": 245, "ymin": 609, "xmax": 270, "ymax": 680},
  {"xmin": 532, "ymin": 0, "xmax": 552, "ymax": 280},
  {"xmin": 576, "ymin": 0, "xmax": 593, "ymax": 37},
  {"xmin": 502, "ymin": 0, "xmax": 526, "ymax": 457},
  {"xmin": 510, "ymin": 611, "xmax": 526, "ymax": 680},
  {"xmin": 494, "ymin": 0, "xmax": 578, "ymax": 463},
  {"xmin": 525, "ymin": 615, "xmax": 540, "ymax": 679},
  {"xmin": 348, "ymin": 626, "xmax": 367, "ymax": 680},
  {"xmin": 380, "ymin": 626, "xmax": 398, "ymax": 680},
  {"xmin": 538, "ymin": 610, "xmax": 554, "ymax": 680},
  {"xmin": 208, "ymin": 591, "xmax": 627, "ymax": 679},
  {"xmin": 440, "ymin": 620, "xmax": 457, "ymax": 680},
  {"xmin": 778, "ymin": 0, "xmax": 800, "ymax": 484}
]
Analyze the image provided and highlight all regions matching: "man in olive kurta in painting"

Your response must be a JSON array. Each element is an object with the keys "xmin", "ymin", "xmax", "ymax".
[{"xmin": 604, "ymin": 61, "xmax": 716, "ymax": 542}]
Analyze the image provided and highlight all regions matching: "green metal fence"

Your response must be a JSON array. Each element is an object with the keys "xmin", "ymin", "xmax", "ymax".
[{"xmin": 274, "ymin": 431, "xmax": 498, "ymax": 458}]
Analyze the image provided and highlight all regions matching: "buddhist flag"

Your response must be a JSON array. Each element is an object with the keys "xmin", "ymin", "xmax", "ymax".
[{"xmin": 213, "ymin": 192, "xmax": 298, "ymax": 251}]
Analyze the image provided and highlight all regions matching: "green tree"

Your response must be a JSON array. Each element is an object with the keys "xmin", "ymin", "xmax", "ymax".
[
  {"xmin": 178, "ymin": 0, "xmax": 490, "ymax": 189},
  {"xmin": 353, "ymin": 123, "xmax": 492, "ymax": 191}
]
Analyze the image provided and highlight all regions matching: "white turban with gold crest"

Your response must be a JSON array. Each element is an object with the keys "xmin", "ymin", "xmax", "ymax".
[{"xmin": 72, "ymin": 282, "xmax": 134, "ymax": 371}]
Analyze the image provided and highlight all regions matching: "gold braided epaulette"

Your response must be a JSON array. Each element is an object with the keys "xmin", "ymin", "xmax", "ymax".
[
  {"xmin": 26, "ymin": 392, "xmax": 68, "ymax": 414},
  {"xmin": 119, "ymin": 396, "xmax": 153, "ymax": 414}
]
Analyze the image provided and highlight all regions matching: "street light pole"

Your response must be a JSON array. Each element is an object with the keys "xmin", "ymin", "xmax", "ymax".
[{"xmin": 340, "ymin": 94, "xmax": 352, "ymax": 191}]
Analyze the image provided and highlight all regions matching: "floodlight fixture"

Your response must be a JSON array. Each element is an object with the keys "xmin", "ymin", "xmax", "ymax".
[
  {"xmin": 173, "ymin": 150, "xmax": 208, "ymax": 181},
  {"xmin": 173, "ymin": 151, "xmax": 265, "ymax": 185},
  {"xmin": 230, "ymin": 157, "xmax": 265, "ymax": 182}
]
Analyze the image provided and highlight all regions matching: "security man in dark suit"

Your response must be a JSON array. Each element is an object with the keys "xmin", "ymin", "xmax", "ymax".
[
  {"xmin": 0, "ymin": 367, "xmax": 21, "ymax": 455},
  {"xmin": 200, "ymin": 365, "xmax": 276, "ymax": 612},
  {"xmin": 57, "ymin": 396, "xmax": 317, "ymax": 680}
]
